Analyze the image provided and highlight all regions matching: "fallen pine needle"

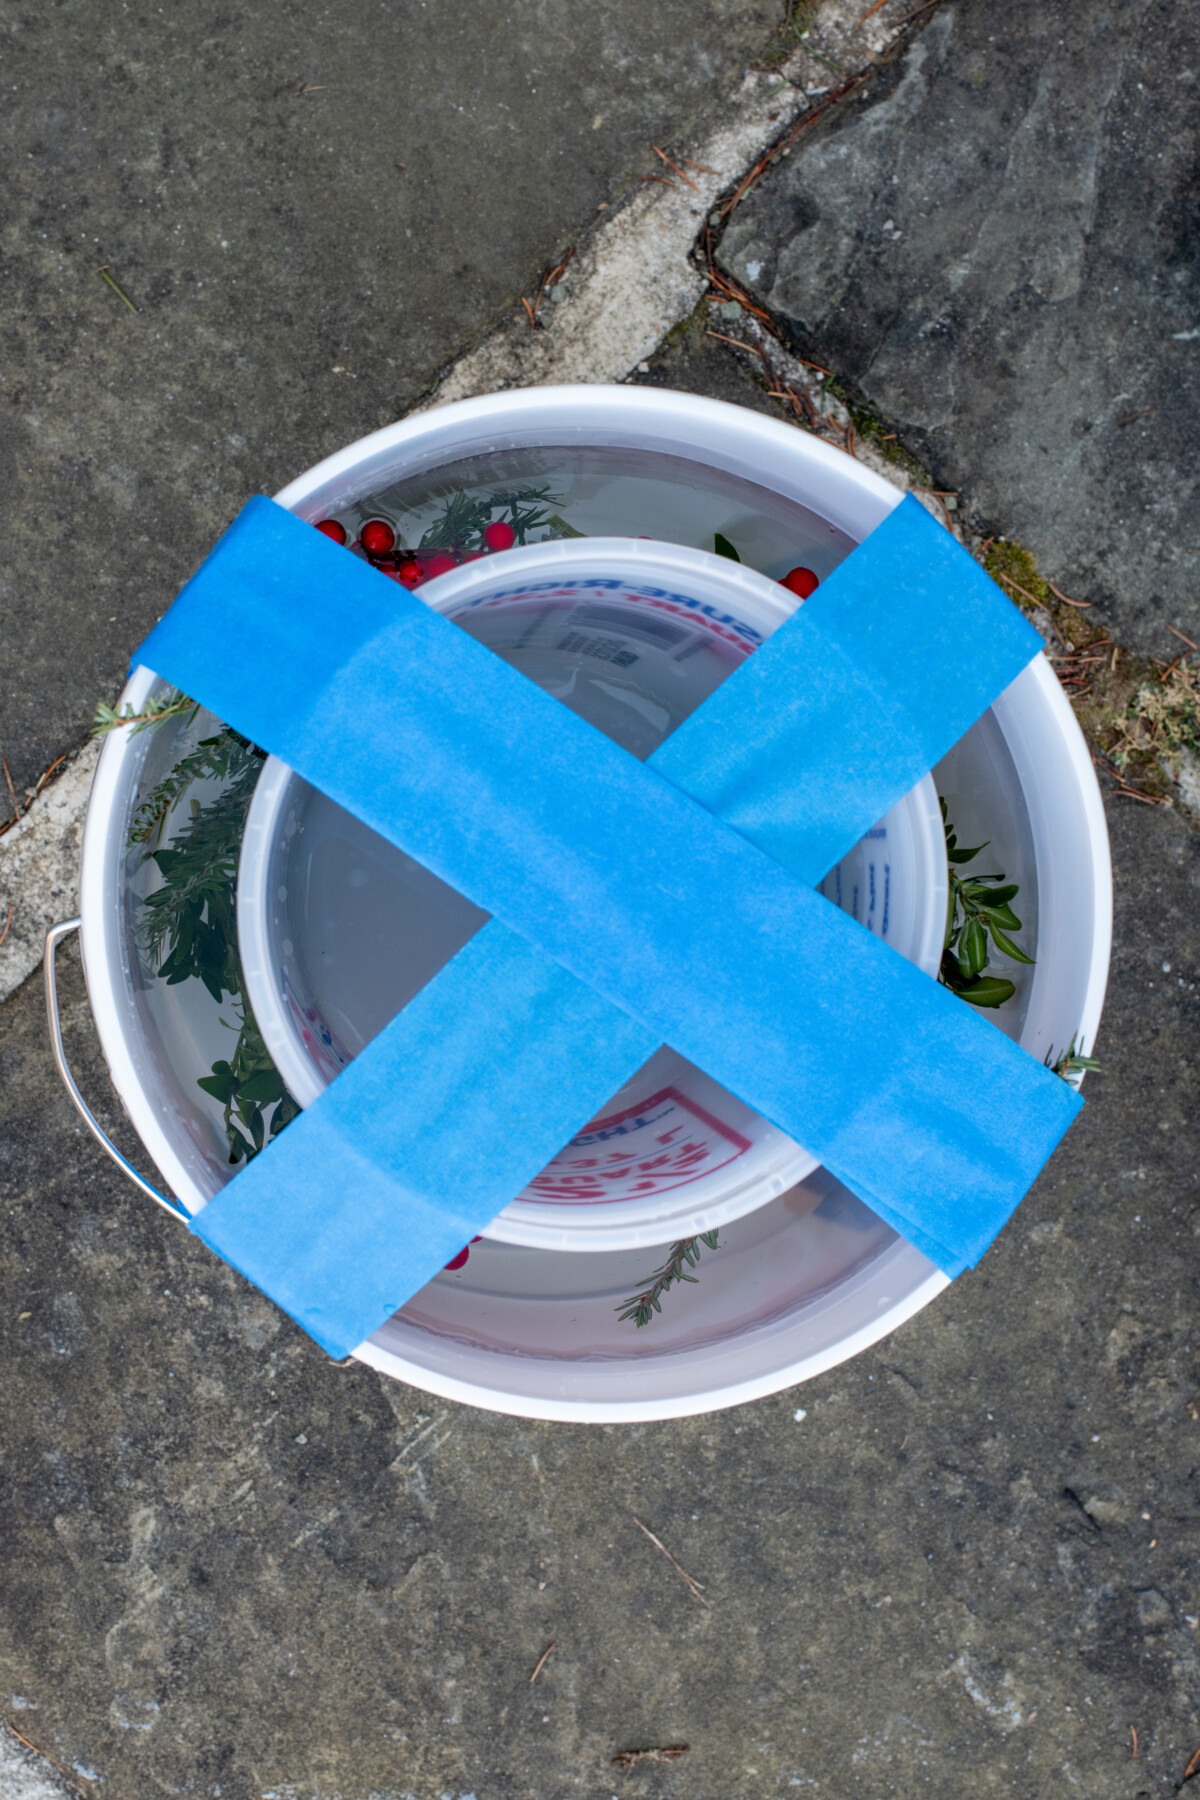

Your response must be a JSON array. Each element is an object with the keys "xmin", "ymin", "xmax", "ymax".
[
  {"xmin": 652, "ymin": 145, "xmax": 698, "ymax": 190},
  {"xmin": 1168, "ymin": 622, "xmax": 1199, "ymax": 650},
  {"xmin": 1182, "ymin": 1741, "xmax": 1200, "ymax": 1784},
  {"xmin": 611, "ymin": 1744, "xmax": 690, "ymax": 1770},
  {"xmin": 1047, "ymin": 578, "xmax": 1091, "ymax": 608},
  {"xmin": 638, "ymin": 174, "xmax": 676, "ymax": 186},
  {"xmin": 97, "ymin": 265, "xmax": 140, "ymax": 314},
  {"xmin": 706, "ymin": 328, "xmax": 760, "ymax": 355},
  {"xmin": 631, "ymin": 1515, "xmax": 709, "ymax": 1606},
  {"xmin": 529, "ymin": 1641, "xmax": 555, "ymax": 1684},
  {"xmin": 1130, "ymin": 1725, "xmax": 1138, "ymax": 1759},
  {"xmin": 854, "ymin": 0, "xmax": 891, "ymax": 25},
  {"xmin": 2, "ymin": 758, "xmax": 17, "ymax": 821},
  {"xmin": 681, "ymin": 156, "xmax": 720, "ymax": 175},
  {"xmin": 0, "ymin": 904, "xmax": 12, "ymax": 949}
]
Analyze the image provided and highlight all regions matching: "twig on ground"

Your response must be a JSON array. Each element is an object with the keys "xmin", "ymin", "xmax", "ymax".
[
  {"xmin": 611, "ymin": 1744, "xmax": 690, "ymax": 1770},
  {"xmin": 2, "ymin": 758, "xmax": 17, "ymax": 821},
  {"xmin": 0, "ymin": 903, "xmax": 12, "ymax": 948},
  {"xmin": 529, "ymin": 1641, "xmax": 556, "ymax": 1684},
  {"xmin": 631, "ymin": 1516, "xmax": 709, "ymax": 1606}
]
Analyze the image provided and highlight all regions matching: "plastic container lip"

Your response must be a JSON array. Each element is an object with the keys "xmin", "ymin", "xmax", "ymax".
[
  {"xmin": 235, "ymin": 537, "xmax": 949, "ymax": 1252},
  {"xmin": 75, "ymin": 386, "xmax": 1112, "ymax": 1421}
]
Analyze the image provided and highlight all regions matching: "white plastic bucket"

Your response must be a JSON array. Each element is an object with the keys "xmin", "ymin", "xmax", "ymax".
[
  {"xmin": 235, "ymin": 538, "xmax": 948, "ymax": 1252},
  {"xmin": 74, "ymin": 386, "xmax": 1112, "ymax": 1420}
]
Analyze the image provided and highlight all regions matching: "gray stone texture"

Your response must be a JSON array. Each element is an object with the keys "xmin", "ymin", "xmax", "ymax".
[
  {"xmin": 3, "ymin": 789, "xmax": 1200, "ymax": 1798},
  {"xmin": 0, "ymin": 0, "xmax": 777, "ymax": 800},
  {"xmin": 721, "ymin": 0, "xmax": 1200, "ymax": 659}
]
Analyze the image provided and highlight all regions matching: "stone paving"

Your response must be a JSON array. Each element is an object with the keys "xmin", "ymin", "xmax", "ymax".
[{"xmin": 3, "ymin": 2, "xmax": 1200, "ymax": 1797}]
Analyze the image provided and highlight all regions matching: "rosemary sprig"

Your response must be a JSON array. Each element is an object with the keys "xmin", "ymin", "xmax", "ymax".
[
  {"xmin": 1045, "ymin": 1037, "xmax": 1101, "ymax": 1082},
  {"xmin": 937, "ymin": 798, "xmax": 1033, "ymax": 1008},
  {"xmin": 616, "ymin": 1231, "xmax": 720, "ymax": 1328},
  {"xmin": 93, "ymin": 690, "xmax": 199, "ymax": 738}
]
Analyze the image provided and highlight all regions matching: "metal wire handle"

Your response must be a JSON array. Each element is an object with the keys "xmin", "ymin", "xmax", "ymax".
[{"xmin": 44, "ymin": 918, "xmax": 189, "ymax": 1222}]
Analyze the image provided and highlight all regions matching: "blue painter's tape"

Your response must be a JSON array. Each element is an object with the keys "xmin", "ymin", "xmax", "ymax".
[{"xmin": 137, "ymin": 497, "xmax": 1072, "ymax": 1358}]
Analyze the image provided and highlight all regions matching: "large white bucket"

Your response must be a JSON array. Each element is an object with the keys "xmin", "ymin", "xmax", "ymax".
[{"xmin": 71, "ymin": 386, "xmax": 1112, "ymax": 1420}]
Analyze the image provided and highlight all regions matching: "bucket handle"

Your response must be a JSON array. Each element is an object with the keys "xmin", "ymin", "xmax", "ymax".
[{"xmin": 44, "ymin": 919, "xmax": 189, "ymax": 1223}]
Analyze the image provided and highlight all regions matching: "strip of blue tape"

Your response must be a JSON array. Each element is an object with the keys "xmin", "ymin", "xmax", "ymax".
[{"xmin": 137, "ymin": 497, "xmax": 1075, "ymax": 1358}]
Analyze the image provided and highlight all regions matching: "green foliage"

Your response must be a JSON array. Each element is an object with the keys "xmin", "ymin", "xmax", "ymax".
[
  {"xmin": 938, "ymin": 799, "xmax": 1033, "ymax": 1009},
  {"xmin": 126, "ymin": 722, "xmax": 298, "ymax": 1166},
  {"xmin": 93, "ymin": 690, "xmax": 199, "ymax": 739},
  {"xmin": 418, "ymin": 485, "xmax": 565, "ymax": 551},
  {"xmin": 129, "ymin": 729, "xmax": 256, "ymax": 847},
  {"xmin": 1045, "ymin": 1037, "xmax": 1101, "ymax": 1083},
  {"xmin": 616, "ymin": 1231, "xmax": 720, "ymax": 1329}
]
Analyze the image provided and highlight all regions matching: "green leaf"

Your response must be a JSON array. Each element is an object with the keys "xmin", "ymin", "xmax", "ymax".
[
  {"xmin": 236, "ymin": 1068, "xmax": 287, "ymax": 1106},
  {"xmin": 986, "ymin": 922, "xmax": 1035, "ymax": 965},
  {"xmin": 946, "ymin": 841, "xmax": 989, "ymax": 864},
  {"xmin": 976, "ymin": 901, "xmax": 1022, "ymax": 931},
  {"xmin": 197, "ymin": 1069, "xmax": 237, "ymax": 1104},
  {"xmin": 962, "ymin": 916, "xmax": 988, "ymax": 978},
  {"xmin": 714, "ymin": 532, "xmax": 741, "ymax": 562},
  {"xmin": 956, "ymin": 975, "xmax": 1017, "ymax": 1009}
]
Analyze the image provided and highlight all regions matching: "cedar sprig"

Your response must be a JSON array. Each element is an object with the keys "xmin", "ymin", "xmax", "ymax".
[
  {"xmin": 616, "ymin": 1231, "xmax": 720, "ymax": 1328},
  {"xmin": 126, "ymin": 721, "xmax": 298, "ymax": 1165}
]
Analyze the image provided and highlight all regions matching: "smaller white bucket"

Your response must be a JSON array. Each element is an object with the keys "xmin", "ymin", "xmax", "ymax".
[{"xmin": 237, "ymin": 537, "xmax": 948, "ymax": 1252}]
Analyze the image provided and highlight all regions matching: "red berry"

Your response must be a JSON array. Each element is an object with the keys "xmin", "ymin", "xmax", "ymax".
[
  {"xmin": 396, "ymin": 558, "xmax": 424, "ymax": 587},
  {"xmin": 483, "ymin": 519, "xmax": 516, "ymax": 552},
  {"xmin": 315, "ymin": 518, "xmax": 347, "ymax": 544},
  {"xmin": 443, "ymin": 1236, "xmax": 482, "ymax": 1273},
  {"xmin": 425, "ymin": 551, "xmax": 459, "ymax": 578},
  {"xmin": 781, "ymin": 566, "xmax": 819, "ymax": 599},
  {"xmin": 359, "ymin": 519, "xmax": 396, "ymax": 556}
]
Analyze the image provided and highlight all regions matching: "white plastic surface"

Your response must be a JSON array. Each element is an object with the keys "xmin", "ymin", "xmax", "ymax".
[{"xmin": 76, "ymin": 386, "xmax": 1112, "ymax": 1420}]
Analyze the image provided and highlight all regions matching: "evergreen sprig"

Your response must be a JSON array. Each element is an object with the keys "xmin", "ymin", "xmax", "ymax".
[
  {"xmin": 93, "ymin": 690, "xmax": 199, "ymax": 738},
  {"xmin": 122, "ymin": 718, "xmax": 298, "ymax": 1166},
  {"xmin": 938, "ymin": 798, "xmax": 1033, "ymax": 1008},
  {"xmin": 616, "ymin": 1231, "xmax": 720, "ymax": 1328},
  {"xmin": 417, "ymin": 484, "xmax": 564, "ymax": 551},
  {"xmin": 1045, "ymin": 1037, "xmax": 1101, "ymax": 1083}
]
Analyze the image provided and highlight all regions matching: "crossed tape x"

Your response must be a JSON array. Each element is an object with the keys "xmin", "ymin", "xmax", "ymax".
[{"xmin": 136, "ymin": 494, "xmax": 1080, "ymax": 1357}]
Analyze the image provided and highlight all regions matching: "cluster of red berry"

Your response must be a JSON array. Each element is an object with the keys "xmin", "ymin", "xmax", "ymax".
[
  {"xmin": 316, "ymin": 512, "xmax": 820, "ymax": 605},
  {"xmin": 314, "ymin": 515, "xmax": 518, "ymax": 589}
]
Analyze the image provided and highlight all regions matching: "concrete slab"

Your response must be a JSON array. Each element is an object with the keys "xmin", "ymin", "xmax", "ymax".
[
  {"xmin": 720, "ymin": 0, "xmax": 1200, "ymax": 660},
  {"xmin": 2, "ymin": 791, "xmax": 1199, "ymax": 1798},
  {"xmin": 0, "ymin": 0, "xmax": 781, "ymax": 799}
]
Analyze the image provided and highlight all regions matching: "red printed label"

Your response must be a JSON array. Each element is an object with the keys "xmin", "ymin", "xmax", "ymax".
[{"xmin": 522, "ymin": 1086, "xmax": 753, "ymax": 1206}]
